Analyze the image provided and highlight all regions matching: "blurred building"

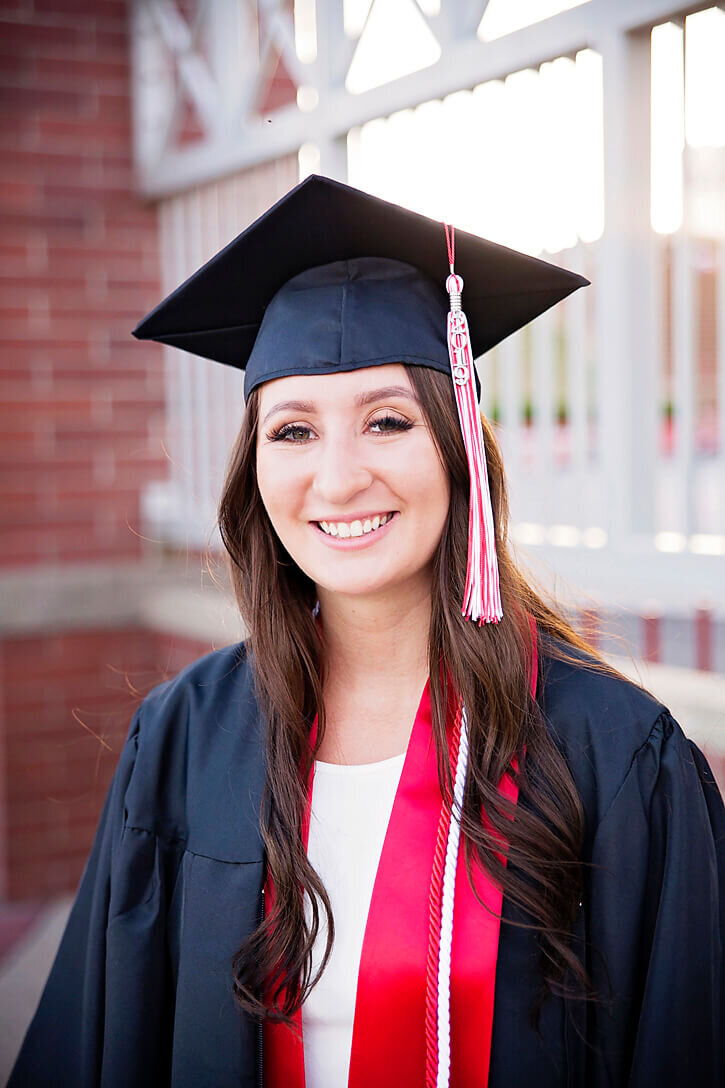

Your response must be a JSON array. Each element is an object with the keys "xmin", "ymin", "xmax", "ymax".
[{"xmin": 0, "ymin": 0, "xmax": 724, "ymax": 913}]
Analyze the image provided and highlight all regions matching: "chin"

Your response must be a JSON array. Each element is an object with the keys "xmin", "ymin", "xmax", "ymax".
[{"xmin": 313, "ymin": 565, "xmax": 427, "ymax": 602}]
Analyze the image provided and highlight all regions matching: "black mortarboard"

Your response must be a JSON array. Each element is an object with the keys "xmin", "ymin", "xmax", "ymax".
[
  {"xmin": 132, "ymin": 174, "xmax": 587, "ymax": 402},
  {"xmin": 133, "ymin": 174, "xmax": 588, "ymax": 624}
]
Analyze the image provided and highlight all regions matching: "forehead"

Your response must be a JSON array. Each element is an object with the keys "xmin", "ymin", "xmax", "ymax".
[{"xmin": 256, "ymin": 363, "xmax": 415, "ymax": 414}]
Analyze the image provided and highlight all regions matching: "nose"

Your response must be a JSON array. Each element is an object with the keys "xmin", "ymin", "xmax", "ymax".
[{"xmin": 311, "ymin": 435, "xmax": 373, "ymax": 506}]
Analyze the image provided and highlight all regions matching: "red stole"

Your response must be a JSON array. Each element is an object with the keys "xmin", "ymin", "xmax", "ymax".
[{"xmin": 265, "ymin": 635, "xmax": 537, "ymax": 1087}]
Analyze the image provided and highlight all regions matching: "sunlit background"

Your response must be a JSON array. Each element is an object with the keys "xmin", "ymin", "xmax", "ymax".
[{"xmin": 298, "ymin": 1, "xmax": 725, "ymax": 247}]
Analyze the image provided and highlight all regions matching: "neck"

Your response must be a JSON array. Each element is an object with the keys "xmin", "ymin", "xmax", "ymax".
[
  {"xmin": 316, "ymin": 585, "xmax": 431, "ymax": 694},
  {"xmin": 314, "ymin": 584, "xmax": 432, "ymax": 763}
]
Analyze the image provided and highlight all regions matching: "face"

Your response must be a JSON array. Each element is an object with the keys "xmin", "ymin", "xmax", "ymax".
[{"xmin": 255, "ymin": 363, "xmax": 450, "ymax": 605}]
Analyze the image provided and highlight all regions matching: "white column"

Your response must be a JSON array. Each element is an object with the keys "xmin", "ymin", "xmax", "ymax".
[
  {"xmin": 309, "ymin": 0, "xmax": 350, "ymax": 182},
  {"xmin": 671, "ymin": 233, "xmax": 696, "ymax": 534},
  {"xmin": 718, "ymin": 244, "xmax": 725, "ymax": 535},
  {"xmin": 593, "ymin": 26, "xmax": 658, "ymax": 541}
]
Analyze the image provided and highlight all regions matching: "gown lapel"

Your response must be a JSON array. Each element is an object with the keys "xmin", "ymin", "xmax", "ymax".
[{"xmin": 265, "ymin": 626, "xmax": 537, "ymax": 1087}]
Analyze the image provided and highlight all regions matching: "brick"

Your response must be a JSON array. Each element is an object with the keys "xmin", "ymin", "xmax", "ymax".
[
  {"xmin": 0, "ymin": 51, "xmax": 33, "ymax": 80},
  {"xmin": 3, "ymin": 627, "xmax": 151, "ymax": 664},
  {"xmin": 0, "ymin": 182, "xmax": 42, "ymax": 214},
  {"xmin": 33, "ymin": 54, "xmax": 129, "ymax": 85},
  {"xmin": 9, "ymin": 797, "xmax": 123, "ymax": 834},
  {"xmin": 8, "ymin": 857, "xmax": 86, "ymax": 900},
  {"xmin": 48, "ymin": 364, "xmax": 156, "ymax": 385},
  {"xmin": 0, "ymin": 207, "xmax": 88, "ymax": 235},
  {"xmin": 0, "ymin": 148, "xmax": 94, "ymax": 179},
  {"xmin": 42, "ymin": 177, "xmax": 133, "ymax": 206},
  {"xmin": 94, "ymin": 89, "xmax": 130, "ymax": 120},
  {"xmin": 4, "ymin": 460, "xmax": 95, "ymax": 485},
  {"xmin": 0, "ymin": 508, "xmax": 96, "ymax": 532},
  {"xmin": 36, "ymin": 115, "xmax": 131, "ymax": 149},
  {"xmin": 2, "ymin": 339, "xmax": 90, "ymax": 357},
  {"xmin": 0, "ymin": 241, "xmax": 29, "ymax": 262},
  {"xmin": 0, "ymin": 20, "xmax": 96, "ymax": 56},
  {"xmin": 0, "ymin": 113, "xmax": 36, "ymax": 146},
  {"xmin": 0, "ymin": 2, "xmax": 35, "ymax": 20},
  {"xmin": 57, "ymin": 538, "xmax": 141, "ymax": 562},
  {"xmin": 30, "ymin": 0, "xmax": 123, "ymax": 18},
  {"xmin": 0, "ymin": 395, "xmax": 93, "ymax": 417},
  {"xmin": 0, "ymin": 435, "xmax": 37, "ymax": 460},
  {"xmin": 5, "ymin": 694, "xmax": 138, "ymax": 726},
  {"xmin": 95, "ymin": 28, "xmax": 128, "ymax": 53},
  {"xmin": 47, "ymin": 294, "xmax": 159, "ymax": 321},
  {"xmin": 0, "ymin": 489, "xmax": 37, "ymax": 512},
  {"xmin": 0, "ymin": 82, "xmax": 96, "ymax": 116},
  {"xmin": 47, "ymin": 238, "xmax": 146, "ymax": 263},
  {"xmin": 0, "ymin": 272, "xmax": 84, "ymax": 293},
  {"xmin": 0, "ymin": 303, "xmax": 30, "ymax": 321},
  {"xmin": 49, "ymin": 485, "xmax": 140, "ymax": 511}
]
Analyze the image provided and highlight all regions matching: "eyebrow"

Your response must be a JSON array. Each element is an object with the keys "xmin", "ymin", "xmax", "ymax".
[{"xmin": 261, "ymin": 384, "xmax": 419, "ymax": 426}]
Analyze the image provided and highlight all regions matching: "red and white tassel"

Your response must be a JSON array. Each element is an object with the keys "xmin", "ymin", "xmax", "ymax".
[{"xmin": 444, "ymin": 224, "xmax": 502, "ymax": 624}]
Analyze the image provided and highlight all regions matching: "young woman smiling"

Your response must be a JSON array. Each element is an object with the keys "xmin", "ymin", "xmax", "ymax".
[{"xmin": 9, "ymin": 176, "xmax": 724, "ymax": 1088}]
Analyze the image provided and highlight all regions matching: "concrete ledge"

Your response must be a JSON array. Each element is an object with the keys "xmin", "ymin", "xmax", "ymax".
[
  {"xmin": 138, "ymin": 582, "xmax": 245, "ymax": 644},
  {"xmin": 0, "ymin": 559, "xmax": 242, "ymax": 639},
  {"xmin": 517, "ymin": 541, "xmax": 725, "ymax": 616}
]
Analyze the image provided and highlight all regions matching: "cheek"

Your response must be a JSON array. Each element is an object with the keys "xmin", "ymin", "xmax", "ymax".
[
  {"xmin": 255, "ymin": 453, "xmax": 302, "ymax": 528},
  {"xmin": 405, "ymin": 446, "xmax": 450, "ymax": 517}
]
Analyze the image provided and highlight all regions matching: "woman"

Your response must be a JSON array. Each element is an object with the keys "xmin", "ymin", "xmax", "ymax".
[{"xmin": 9, "ymin": 176, "xmax": 724, "ymax": 1088}]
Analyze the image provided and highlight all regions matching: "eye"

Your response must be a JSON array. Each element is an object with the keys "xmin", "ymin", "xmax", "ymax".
[
  {"xmin": 368, "ymin": 413, "xmax": 414, "ymax": 435},
  {"xmin": 266, "ymin": 422, "xmax": 315, "ymax": 443}
]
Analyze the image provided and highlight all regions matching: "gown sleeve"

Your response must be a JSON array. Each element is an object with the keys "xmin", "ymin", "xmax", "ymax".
[
  {"xmin": 7, "ymin": 706, "xmax": 178, "ymax": 1088},
  {"xmin": 585, "ymin": 709, "xmax": 725, "ymax": 1087}
]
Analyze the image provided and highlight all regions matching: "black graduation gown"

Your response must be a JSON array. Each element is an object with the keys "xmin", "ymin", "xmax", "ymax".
[{"xmin": 8, "ymin": 638, "xmax": 724, "ymax": 1087}]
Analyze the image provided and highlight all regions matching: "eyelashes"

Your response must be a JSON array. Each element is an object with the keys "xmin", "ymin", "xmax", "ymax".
[
  {"xmin": 266, "ymin": 423, "xmax": 313, "ymax": 443},
  {"xmin": 265, "ymin": 414, "xmax": 414, "ymax": 443},
  {"xmin": 370, "ymin": 414, "xmax": 415, "ymax": 435}
]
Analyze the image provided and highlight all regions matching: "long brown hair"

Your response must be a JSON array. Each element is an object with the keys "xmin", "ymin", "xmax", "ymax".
[{"xmin": 219, "ymin": 364, "xmax": 620, "ymax": 1024}]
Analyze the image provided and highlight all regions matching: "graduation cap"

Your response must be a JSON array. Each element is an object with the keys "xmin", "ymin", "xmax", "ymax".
[{"xmin": 133, "ymin": 174, "xmax": 588, "ymax": 624}]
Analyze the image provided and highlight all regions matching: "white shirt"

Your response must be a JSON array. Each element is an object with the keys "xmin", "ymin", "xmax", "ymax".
[{"xmin": 302, "ymin": 752, "xmax": 406, "ymax": 1088}]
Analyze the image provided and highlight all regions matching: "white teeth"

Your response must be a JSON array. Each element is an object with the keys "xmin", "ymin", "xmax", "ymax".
[{"xmin": 317, "ymin": 513, "xmax": 394, "ymax": 538}]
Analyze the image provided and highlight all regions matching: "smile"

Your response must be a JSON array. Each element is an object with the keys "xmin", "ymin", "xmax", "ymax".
[{"xmin": 315, "ymin": 512, "xmax": 395, "ymax": 538}]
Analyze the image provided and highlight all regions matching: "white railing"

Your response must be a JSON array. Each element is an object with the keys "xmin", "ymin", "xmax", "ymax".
[
  {"xmin": 143, "ymin": 157, "xmax": 299, "ymax": 548},
  {"xmin": 484, "ymin": 235, "xmax": 725, "ymax": 548}
]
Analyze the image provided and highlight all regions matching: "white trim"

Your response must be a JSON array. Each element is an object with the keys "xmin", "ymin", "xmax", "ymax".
[{"xmin": 436, "ymin": 706, "xmax": 470, "ymax": 1088}]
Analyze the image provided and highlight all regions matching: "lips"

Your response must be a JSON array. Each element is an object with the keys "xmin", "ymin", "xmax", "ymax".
[
  {"xmin": 316, "ymin": 512, "xmax": 395, "ymax": 538},
  {"xmin": 312, "ymin": 511, "xmax": 399, "ymax": 546}
]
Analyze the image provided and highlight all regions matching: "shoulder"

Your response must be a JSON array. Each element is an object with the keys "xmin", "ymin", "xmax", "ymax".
[
  {"xmin": 139, "ymin": 640, "xmax": 255, "ymax": 724},
  {"xmin": 537, "ymin": 634, "xmax": 672, "ymax": 831},
  {"xmin": 122, "ymin": 641, "xmax": 265, "ymax": 860}
]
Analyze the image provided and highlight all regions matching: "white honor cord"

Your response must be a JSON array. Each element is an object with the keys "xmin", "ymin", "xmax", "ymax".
[{"xmin": 436, "ymin": 706, "xmax": 470, "ymax": 1088}]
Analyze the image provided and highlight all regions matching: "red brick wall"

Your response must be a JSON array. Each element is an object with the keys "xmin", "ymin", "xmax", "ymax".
[
  {"xmin": 1, "ymin": 627, "xmax": 214, "ymax": 901},
  {"xmin": 0, "ymin": 0, "xmax": 186, "ymax": 901},
  {"xmin": 0, "ymin": 0, "xmax": 166, "ymax": 567}
]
